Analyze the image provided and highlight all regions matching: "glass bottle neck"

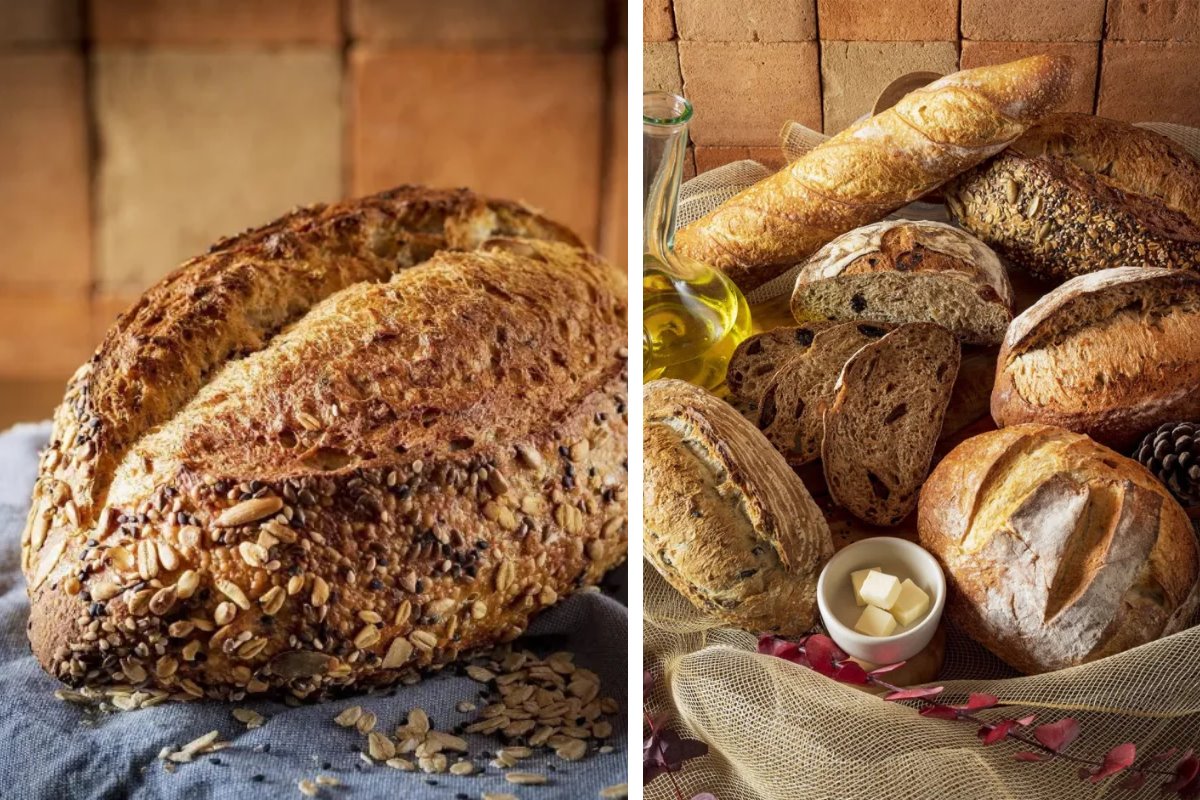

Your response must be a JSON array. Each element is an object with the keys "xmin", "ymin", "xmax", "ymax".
[{"xmin": 643, "ymin": 92, "xmax": 692, "ymax": 260}]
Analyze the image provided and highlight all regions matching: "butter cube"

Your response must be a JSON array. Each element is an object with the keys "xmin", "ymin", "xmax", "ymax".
[
  {"xmin": 859, "ymin": 570, "xmax": 902, "ymax": 610},
  {"xmin": 851, "ymin": 567, "xmax": 883, "ymax": 606},
  {"xmin": 891, "ymin": 579, "xmax": 930, "ymax": 627},
  {"xmin": 854, "ymin": 604, "xmax": 897, "ymax": 637}
]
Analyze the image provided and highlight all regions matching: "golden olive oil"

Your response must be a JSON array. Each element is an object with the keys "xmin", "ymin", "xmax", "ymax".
[{"xmin": 642, "ymin": 252, "xmax": 752, "ymax": 390}]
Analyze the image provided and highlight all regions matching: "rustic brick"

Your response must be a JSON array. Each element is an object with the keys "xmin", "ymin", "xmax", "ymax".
[
  {"xmin": 0, "ymin": 0, "xmax": 79, "ymax": 43},
  {"xmin": 1106, "ymin": 0, "xmax": 1200, "ymax": 42},
  {"xmin": 0, "ymin": 379, "xmax": 77, "ymax": 426},
  {"xmin": 644, "ymin": 41, "xmax": 682, "ymax": 94},
  {"xmin": 350, "ymin": 47, "xmax": 603, "ymax": 245},
  {"xmin": 0, "ymin": 52, "xmax": 90, "ymax": 294},
  {"xmin": 0, "ymin": 291, "xmax": 94, "ymax": 381},
  {"xmin": 960, "ymin": 41, "xmax": 1098, "ymax": 114},
  {"xmin": 90, "ymin": 0, "xmax": 339, "ymax": 44},
  {"xmin": 644, "ymin": 0, "xmax": 675, "ymax": 41},
  {"xmin": 676, "ymin": 0, "xmax": 816, "ymax": 42},
  {"xmin": 962, "ymin": 0, "xmax": 1104, "ymax": 42},
  {"xmin": 694, "ymin": 145, "xmax": 790, "ymax": 174},
  {"xmin": 817, "ymin": 0, "xmax": 957, "ymax": 41},
  {"xmin": 683, "ymin": 146, "xmax": 697, "ymax": 180},
  {"xmin": 94, "ymin": 51, "xmax": 343, "ymax": 294},
  {"xmin": 679, "ymin": 41, "xmax": 820, "ymax": 145},
  {"xmin": 1098, "ymin": 41, "xmax": 1200, "ymax": 126},
  {"xmin": 349, "ymin": 0, "xmax": 605, "ymax": 45},
  {"xmin": 600, "ymin": 47, "xmax": 627, "ymax": 267},
  {"xmin": 821, "ymin": 41, "xmax": 958, "ymax": 134}
]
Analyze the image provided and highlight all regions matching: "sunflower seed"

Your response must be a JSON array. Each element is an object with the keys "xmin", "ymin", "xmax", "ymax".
[{"xmin": 215, "ymin": 497, "xmax": 283, "ymax": 527}]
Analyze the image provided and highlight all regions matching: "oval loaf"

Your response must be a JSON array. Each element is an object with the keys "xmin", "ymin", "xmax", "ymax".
[
  {"xmin": 22, "ymin": 186, "xmax": 629, "ymax": 700},
  {"xmin": 919, "ymin": 424, "xmax": 1199, "ymax": 674},
  {"xmin": 643, "ymin": 379, "xmax": 833, "ymax": 635},
  {"xmin": 945, "ymin": 114, "xmax": 1200, "ymax": 281},
  {"xmin": 992, "ymin": 266, "xmax": 1200, "ymax": 449}
]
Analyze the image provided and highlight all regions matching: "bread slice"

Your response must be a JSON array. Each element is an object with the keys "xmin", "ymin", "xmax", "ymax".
[
  {"xmin": 790, "ymin": 221, "xmax": 1013, "ymax": 346},
  {"xmin": 823, "ymin": 322, "xmax": 960, "ymax": 526},
  {"xmin": 757, "ymin": 322, "xmax": 892, "ymax": 465},
  {"xmin": 725, "ymin": 322, "xmax": 833, "ymax": 418}
]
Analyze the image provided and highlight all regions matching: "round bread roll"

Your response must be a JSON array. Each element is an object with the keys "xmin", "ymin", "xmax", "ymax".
[
  {"xmin": 790, "ymin": 220, "xmax": 1013, "ymax": 345},
  {"xmin": 992, "ymin": 266, "xmax": 1200, "ymax": 450},
  {"xmin": 918, "ymin": 423, "xmax": 1200, "ymax": 675},
  {"xmin": 644, "ymin": 379, "xmax": 833, "ymax": 635},
  {"xmin": 945, "ymin": 113, "xmax": 1200, "ymax": 281}
]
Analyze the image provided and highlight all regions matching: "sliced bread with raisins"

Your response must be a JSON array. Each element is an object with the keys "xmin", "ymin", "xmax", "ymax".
[
  {"xmin": 822, "ymin": 322, "xmax": 960, "ymax": 526},
  {"xmin": 790, "ymin": 221, "xmax": 1013, "ymax": 346},
  {"xmin": 757, "ymin": 322, "xmax": 893, "ymax": 465},
  {"xmin": 726, "ymin": 322, "xmax": 833, "ymax": 418}
]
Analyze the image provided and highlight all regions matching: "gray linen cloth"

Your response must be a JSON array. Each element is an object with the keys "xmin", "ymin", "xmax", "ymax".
[{"xmin": 0, "ymin": 423, "xmax": 628, "ymax": 800}]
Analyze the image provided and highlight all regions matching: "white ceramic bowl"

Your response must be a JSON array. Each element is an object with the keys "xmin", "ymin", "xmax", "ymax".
[{"xmin": 816, "ymin": 536, "xmax": 946, "ymax": 665}]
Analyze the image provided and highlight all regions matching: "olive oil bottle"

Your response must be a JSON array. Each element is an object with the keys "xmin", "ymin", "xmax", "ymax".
[{"xmin": 643, "ymin": 92, "xmax": 750, "ymax": 391}]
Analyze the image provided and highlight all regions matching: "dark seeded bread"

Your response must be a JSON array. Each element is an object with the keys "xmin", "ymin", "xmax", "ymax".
[
  {"xmin": 946, "ymin": 149, "xmax": 1200, "ymax": 281},
  {"xmin": 22, "ymin": 186, "xmax": 627, "ymax": 701},
  {"xmin": 725, "ymin": 323, "xmax": 833, "ymax": 418},
  {"xmin": 823, "ymin": 323, "xmax": 960, "ymax": 526},
  {"xmin": 757, "ymin": 322, "xmax": 893, "ymax": 466}
]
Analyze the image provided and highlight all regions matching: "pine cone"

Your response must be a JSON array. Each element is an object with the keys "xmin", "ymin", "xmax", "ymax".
[{"xmin": 1134, "ymin": 421, "xmax": 1200, "ymax": 509}]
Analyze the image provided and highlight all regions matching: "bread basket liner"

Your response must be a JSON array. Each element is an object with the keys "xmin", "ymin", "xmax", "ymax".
[{"xmin": 651, "ymin": 118, "xmax": 1200, "ymax": 800}]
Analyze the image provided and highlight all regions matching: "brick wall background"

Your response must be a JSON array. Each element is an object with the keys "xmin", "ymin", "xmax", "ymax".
[
  {"xmin": 0, "ymin": 0, "xmax": 627, "ymax": 426},
  {"xmin": 644, "ymin": 0, "xmax": 1200, "ymax": 175}
]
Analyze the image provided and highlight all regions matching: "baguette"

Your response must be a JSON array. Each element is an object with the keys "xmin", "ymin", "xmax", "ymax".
[
  {"xmin": 644, "ymin": 379, "xmax": 833, "ymax": 635},
  {"xmin": 918, "ymin": 424, "xmax": 1199, "ymax": 674},
  {"xmin": 22, "ymin": 186, "xmax": 628, "ymax": 699},
  {"xmin": 674, "ymin": 55, "xmax": 1073, "ymax": 290},
  {"xmin": 992, "ymin": 267, "xmax": 1200, "ymax": 449}
]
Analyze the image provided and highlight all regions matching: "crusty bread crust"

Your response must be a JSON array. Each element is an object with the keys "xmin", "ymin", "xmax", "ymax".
[
  {"xmin": 22, "ymin": 186, "xmax": 627, "ymax": 700},
  {"xmin": 918, "ymin": 424, "xmax": 1199, "ymax": 675},
  {"xmin": 790, "ymin": 220, "xmax": 1014, "ymax": 345},
  {"xmin": 674, "ymin": 55, "xmax": 1072, "ymax": 291},
  {"xmin": 946, "ymin": 149, "xmax": 1200, "ymax": 281},
  {"xmin": 1012, "ymin": 112, "xmax": 1200, "ymax": 228},
  {"xmin": 643, "ymin": 379, "xmax": 833, "ymax": 635},
  {"xmin": 992, "ymin": 267, "xmax": 1200, "ymax": 449}
]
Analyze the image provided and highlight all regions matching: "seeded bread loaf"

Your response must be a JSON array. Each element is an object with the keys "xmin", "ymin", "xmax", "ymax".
[
  {"xmin": 918, "ymin": 424, "xmax": 1200, "ymax": 674},
  {"xmin": 644, "ymin": 379, "xmax": 833, "ymax": 635},
  {"xmin": 22, "ymin": 186, "xmax": 628, "ymax": 700},
  {"xmin": 992, "ymin": 267, "xmax": 1200, "ymax": 450},
  {"xmin": 823, "ymin": 323, "xmax": 960, "ymax": 526},
  {"xmin": 674, "ymin": 55, "xmax": 1072, "ymax": 290},
  {"xmin": 790, "ymin": 221, "xmax": 1013, "ymax": 346},
  {"xmin": 725, "ymin": 323, "xmax": 833, "ymax": 418},
  {"xmin": 945, "ymin": 114, "xmax": 1200, "ymax": 281},
  {"xmin": 757, "ymin": 322, "xmax": 892, "ymax": 466}
]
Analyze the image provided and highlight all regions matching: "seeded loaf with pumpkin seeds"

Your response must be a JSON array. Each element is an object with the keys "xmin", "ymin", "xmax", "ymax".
[
  {"xmin": 947, "ymin": 114, "xmax": 1200, "ymax": 279},
  {"xmin": 724, "ymin": 322, "xmax": 833, "ymax": 418},
  {"xmin": 757, "ymin": 321, "xmax": 893, "ymax": 466},
  {"xmin": 22, "ymin": 186, "xmax": 628, "ymax": 700},
  {"xmin": 644, "ymin": 379, "xmax": 833, "ymax": 634}
]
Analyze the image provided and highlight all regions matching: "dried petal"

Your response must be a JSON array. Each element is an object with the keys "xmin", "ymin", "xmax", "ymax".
[
  {"xmin": 1083, "ymin": 743, "xmax": 1135, "ymax": 783},
  {"xmin": 1033, "ymin": 718, "xmax": 1080, "ymax": 753},
  {"xmin": 884, "ymin": 685, "xmax": 944, "ymax": 702}
]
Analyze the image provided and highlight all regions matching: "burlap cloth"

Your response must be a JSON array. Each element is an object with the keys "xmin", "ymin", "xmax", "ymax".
[{"xmin": 646, "ymin": 120, "xmax": 1200, "ymax": 800}]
